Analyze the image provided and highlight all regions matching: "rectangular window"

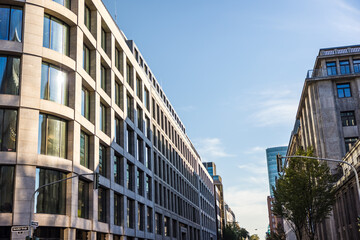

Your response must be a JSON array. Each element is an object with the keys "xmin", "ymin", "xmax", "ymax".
[
  {"xmin": 115, "ymin": 47, "xmax": 122, "ymax": 72},
  {"xmin": 126, "ymin": 63, "xmax": 133, "ymax": 88},
  {"xmin": 81, "ymin": 87, "xmax": 90, "ymax": 120},
  {"xmin": 337, "ymin": 83, "xmax": 351, "ymax": 98},
  {"xmin": 100, "ymin": 103, "xmax": 106, "ymax": 133},
  {"xmin": 126, "ymin": 161, "xmax": 134, "ymax": 191},
  {"xmin": 155, "ymin": 213, "xmax": 162, "ymax": 235},
  {"xmin": 147, "ymin": 207, "xmax": 153, "ymax": 232},
  {"xmin": 340, "ymin": 60, "xmax": 350, "ymax": 75},
  {"xmin": 136, "ymin": 77, "xmax": 142, "ymax": 100},
  {"xmin": 126, "ymin": 126, "xmax": 134, "ymax": 155},
  {"xmin": 98, "ymin": 187, "xmax": 107, "ymax": 223},
  {"xmin": 115, "ymin": 81, "xmax": 123, "ymax": 110},
  {"xmin": 35, "ymin": 168, "xmax": 66, "ymax": 214},
  {"xmin": 341, "ymin": 111, "xmax": 356, "ymax": 126},
  {"xmin": 101, "ymin": 28, "xmax": 106, "ymax": 51},
  {"xmin": 326, "ymin": 62, "xmax": 337, "ymax": 76},
  {"xmin": 137, "ymin": 137, "xmax": 143, "ymax": 163},
  {"xmin": 146, "ymin": 175, "xmax": 152, "ymax": 200},
  {"xmin": 137, "ymin": 105, "xmax": 143, "ymax": 131},
  {"xmin": 137, "ymin": 169, "xmax": 144, "ymax": 196},
  {"xmin": 0, "ymin": 109, "xmax": 17, "ymax": 152},
  {"xmin": 38, "ymin": 114, "xmax": 67, "ymax": 158},
  {"xmin": 115, "ymin": 117, "xmax": 123, "ymax": 147},
  {"xmin": 80, "ymin": 131, "xmax": 89, "ymax": 168},
  {"xmin": 78, "ymin": 179, "xmax": 89, "ymax": 219},
  {"xmin": 84, "ymin": 4, "xmax": 91, "ymax": 30},
  {"xmin": 127, "ymin": 94, "xmax": 134, "ymax": 121},
  {"xmin": 0, "ymin": 5, "xmax": 22, "ymax": 42},
  {"xmin": 145, "ymin": 145, "xmax": 151, "ymax": 169},
  {"xmin": 41, "ymin": 62, "xmax": 68, "ymax": 105},
  {"xmin": 99, "ymin": 144, "xmax": 107, "ymax": 177},
  {"xmin": 144, "ymin": 88, "xmax": 150, "ymax": 111},
  {"xmin": 145, "ymin": 116, "xmax": 150, "ymax": 139},
  {"xmin": 0, "ymin": 55, "xmax": 20, "ymax": 95},
  {"xmin": 83, "ymin": 44, "xmax": 90, "ymax": 74},
  {"xmin": 114, "ymin": 155, "xmax": 123, "ymax": 185},
  {"xmin": 114, "ymin": 193, "xmax": 122, "ymax": 226},
  {"xmin": 152, "ymin": 98, "xmax": 156, "ymax": 119},
  {"xmin": 100, "ymin": 65, "xmax": 106, "ymax": 91},
  {"xmin": 43, "ymin": 14, "xmax": 69, "ymax": 56},
  {"xmin": 345, "ymin": 137, "xmax": 358, "ymax": 152},
  {"xmin": 138, "ymin": 203, "xmax": 144, "ymax": 231},
  {"xmin": 0, "ymin": 166, "xmax": 14, "ymax": 213},
  {"xmin": 127, "ymin": 198, "xmax": 134, "ymax": 228},
  {"xmin": 354, "ymin": 59, "xmax": 360, "ymax": 73},
  {"xmin": 164, "ymin": 216, "xmax": 170, "ymax": 236}
]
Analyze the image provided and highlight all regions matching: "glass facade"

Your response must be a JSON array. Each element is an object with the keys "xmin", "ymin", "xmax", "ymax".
[
  {"xmin": 43, "ymin": 14, "xmax": 69, "ymax": 56},
  {"xmin": 35, "ymin": 168, "xmax": 66, "ymax": 214},
  {"xmin": 0, "ymin": 165, "xmax": 14, "ymax": 213},
  {"xmin": 266, "ymin": 146, "xmax": 287, "ymax": 196},
  {"xmin": 0, "ymin": 55, "xmax": 20, "ymax": 95},
  {"xmin": 81, "ymin": 87, "xmax": 90, "ymax": 119},
  {"xmin": 41, "ymin": 62, "xmax": 68, "ymax": 105},
  {"xmin": 99, "ymin": 144, "xmax": 106, "ymax": 177},
  {"xmin": 80, "ymin": 131, "xmax": 89, "ymax": 168},
  {"xmin": 38, "ymin": 114, "xmax": 67, "ymax": 158},
  {"xmin": 53, "ymin": 0, "xmax": 71, "ymax": 9},
  {"xmin": 114, "ymin": 193, "xmax": 122, "ymax": 226},
  {"xmin": 78, "ymin": 179, "xmax": 89, "ymax": 219},
  {"xmin": 0, "ymin": 109, "xmax": 17, "ymax": 152},
  {"xmin": 98, "ymin": 187, "xmax": 107, "ymax": 222},
  {"xmin": 0, "ymin": 5, "xmax": 22, "ymax": 42}
]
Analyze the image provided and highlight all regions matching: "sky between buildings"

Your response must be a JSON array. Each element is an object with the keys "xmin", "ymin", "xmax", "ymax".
[{"xmin": 103, "ymin": 0, "xmax": 360, "ymax": 238}]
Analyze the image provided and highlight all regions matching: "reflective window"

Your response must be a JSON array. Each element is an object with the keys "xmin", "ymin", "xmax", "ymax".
[
  {"xmin": 337, "ymin": 83, "xmax": 351, "ymax": 98},
  {"xmin": 326, "ymin": 62, "xmax": 337, "ymax": 76},
  {"xmin": 0, "ymin": 165, "xmax": 14, "ymax": 213},
  {"xmin": 0, "ymin": 6, "xmax": 22, "ymax": 42},
  {"xmin": 114, "ymin": 193, "xmax": 122, "ymax": 226},
  {"xmin": 84, "ymin": 4, "xmax": 91, "ymax": 30},
  {"xmin": 43, "ymin": 14, "xmax": 69, "ymax": 56},
  {"xmin": 78, "ymin": 179, "xmax": 89, "ymax": 219},
  {"xmin": 41, "ymin": 62, "xmax": 68, "ymax": 105},
  {"xmin": 38, "ymin": 114, "xmax": 67, "ymax": 158},
  {"xmin": 340, "ymin": 60, "xmax": 350, "ymax": 75},
  {"xmin": 35, "ymin": 168, "xmax": 66, "ymax": 214},
  {"xmin": 99, "ymin": 144, "xmax": 107, "ymax": 177},
  {"xmin": 83, "ymin": 44, "xmax": 90, "ymax": 74},
  {"xmin": 80, "ymin": 131, "xmax": 89, "ymax": 168},
  {"xmin": 126, "ymin": 126, "xmax": 134, "ymax": 155},
  {"xmin": 0, "ymin": 109, "xmax": 17, "ymax": 152},
  {"xmin": 0, "ymin": 55, "xmax": 20, "ymax": 95},
  {"xmin": 98, "ymin": 187, "xmax": 107, "ymax": 223},
  {"xmin": 52, "ymin": 0, "xmax": 70, "ymax": 9},
  {"xmin": 354, "ymin": 59, "xmax": 360, "ymax": 73},
  {"xmin": 81, "ymin": 87, "xmax": 90, "ymax": 120},
  {"xmin": 114, "ymin": 155, "xmax": 123, "ymax": 185}
]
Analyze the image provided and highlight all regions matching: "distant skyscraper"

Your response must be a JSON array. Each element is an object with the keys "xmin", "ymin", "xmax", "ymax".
[{"xmin": 266, "ymin": 146, "xmax": 287, "ymax": 196}]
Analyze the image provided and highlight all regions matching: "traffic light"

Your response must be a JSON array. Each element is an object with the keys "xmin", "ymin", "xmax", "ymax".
[
  {"xmin": 276, "ymin": 154, "xmax": 283, "ymax": 173},
  {"xmin": 94, "ymin": 172, "xmax": 99, "ymax": 189}
]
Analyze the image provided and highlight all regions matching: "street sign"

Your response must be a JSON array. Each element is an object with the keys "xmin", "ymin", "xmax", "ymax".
[
  {"xmin": 11, "ymin": 226, "xmax": 29, "ymax": 232},
  {"xmin": 31, "ymin": 221, "xmax": 39, "ymax": 228}
]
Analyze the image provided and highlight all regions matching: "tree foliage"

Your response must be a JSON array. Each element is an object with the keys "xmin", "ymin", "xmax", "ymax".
[
  {"xmin": 250, "ymin": 234, "xmax": 260, "ymax": 240},
  {"xmin": 223, "ymin": 223, "xmax": 250, "ymax": 240},
  {"xmin": 272, "ymin": 147, "xmax": 336, "ymax": 240}
]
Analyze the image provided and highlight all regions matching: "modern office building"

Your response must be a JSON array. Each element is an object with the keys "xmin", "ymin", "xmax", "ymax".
[
  {"xmin": 288, "ymin": 44, "xmax": 360, "ymax": 240},
  {"xmin": 0, "ymin": 0, "xmax": 217, "ymax": 239},
  {"xmin": 266, "ymin": 146, "xmax": 287, "ymax": 197}
]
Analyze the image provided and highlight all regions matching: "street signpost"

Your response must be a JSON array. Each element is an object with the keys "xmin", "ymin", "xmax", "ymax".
[
  {"xmin": 31, "ymin": 221, "xmax": 39, "ymax": 229},
  {"xmin": 11, "ymin": 226, "xmax": 29, "ymax": 235}
]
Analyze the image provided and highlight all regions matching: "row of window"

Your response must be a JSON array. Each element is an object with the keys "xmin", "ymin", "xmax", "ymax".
[{"xmin": 326, "ymin": 59, "xmax": 360, "ymax": 76}]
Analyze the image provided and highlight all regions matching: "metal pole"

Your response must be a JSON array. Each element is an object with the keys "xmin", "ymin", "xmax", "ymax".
[
  {"xmin": 280, "ymin": 155, "xmax": 360, "ymax": 209},
  {"xmin": 28, "ymin": 172, "xmax": 96, "ymax": 239}
]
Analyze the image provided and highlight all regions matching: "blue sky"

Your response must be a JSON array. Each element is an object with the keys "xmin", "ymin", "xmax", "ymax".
[{"xmin": 103, "ymin": 0, "xmax": 360, "ymax": 238}]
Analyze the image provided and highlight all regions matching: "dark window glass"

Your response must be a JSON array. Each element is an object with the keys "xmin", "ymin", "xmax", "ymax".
[
  {"xmin": 41, "ymin": 62, "xmax": 68, "ymax": 105},
  {"xmin": 126, "ymin": 63, "xmax": 133, "ymax": 88},
  {"xmin": 340, "ymin": 60, "xmax": 350, "ymax": 75},
  {"xmin": 127, "ymin": 198, "xmax": 134, "ymax": 228},
  {"xmin": 100, "ymin": 103, "xmax": 106, "ymax": 133},
  {"xmin": 0, "ymin": 109, "xmax": 17, "ymax": 152},
  {"xmin": 84, "ymin": 4, "xmax": 91, "ymax": 30},
  {"xmin": 345, "ymin": 137, "xmax": 358, "ymax": 152},
  {"xmin": 43, "ymin": 14, "xmax": 69, "ymax": 55},
  {"xmin": 114, "ymin": 155, "xmax": 123, "ymax": 185},
  {"xmin": 99, "ymin": 144, "xmax": 107, "ymax": 177},
  {"xmin": 0, "ymin": 55, "xmax": 20, "ymax": 95},
  {"xmin": 115, "ymin": 81, "xmax": 123, "ymax": 110},
  {"xmin": 78, "ymin": 179, "xmax": 89, "ymax": 219},
  {"xmin": 127, "ymin": 94, "xmax": 134, "ymax": 121},
  {"xmin": 100, "ymin": 65, "xmax": 106, "ymax": 91},
  {"xmin": 34, "ymin": 227, "xmax": 62, "ymax": 239},
  {"xmin": 138, "ymin": 203, "xmax": 144, "ymax": 231},
  {"xmin": 98, "ymin": 187, "xmax": 107, "ymax": 222},
  {"xmin": 137, "ymin": 137, "xmax": 143, "ymax": 163},
  {"xmin": 80, "ymin": 131, "xmax": 89, "ymax": 168},
  {"xmin": 126, "ymin": 161, "xmax": 134, "ymax": 191},
  {"xmin": 0, "ymin": 6, "xmax": 22, "ymax": 42},
  {"xmin": 137, "ymin": 106, "xmax": 143, "ymax": 131},
  {"xmin": 337, "ymin": 83, "xmax": 351, "ymax": 98},
  {"xmin": 147, "ymin": 207, "xmax": 153, "ymax": 232},
  {"xmin": 115, "ymin": 117, "xmax": 123, "ymax": 147},
  {"xmin": 354, "ymin": 59, "xmax": 360, "ymax": 73},
  {"xmin": 144, "ymin": 88, "xmax": 150, "ymax": 111},
  {"xmin": 126, "ymin": 126, "xmax": 134, "ymax": 155},
  {"xmin": 76, "ymin": 229, "xmax": 89, "ymax": 240},
  {"xmin": 115, "ymin": 47, "xmax": 122, "ymax": 72},
  {"xmin": 83, "ymin": 44, "xmax": 90, "ymax": 74},
  {"xmin": 155, "ymin": 213, "xmax": 161, "ymax": 234},
  {"xmin": 0, "ymin": 166, "xmax": 14, "ymax": 213},
  {"xmin": 97, "ymin": 232, "xmax": 106, "ymax": 240},
  {"xmin": 35, "ymin": 168, "xmax": 66, "ymax": 214},
  {"xmin": 53, "ymin": 0, "xmax": 71, "ymax": 9},
  {"xmin": 164, "ymin": 216, "xmax": 170, "ymax": 236},
  {"xmin": 101, "ymin": 28, "xmax": 106, "ymax": 51},
  {"xmin": 81, "ymin": 87, "xmax": 90, "ymax": 120},
  {"xmin": 146, "ymin": 175, "xmax": 151, "ymax": 200},
  {"xmin": 38, "ymin": 114, "xmax": 67, "ymax": 158},
  {"xmin": 137, "ymin": 169, "xmax": 143, "ymax": 196},
  {"xmin": 136, "ymin": 78, "xmax": 142, "ymax": 100},
  {"xmin": 326, "ymin": 62, "xmax": 337, "ymax": 76},
  {"xmin": 114, "ymin": 193, "xmax": 122, "ymax": 226},
  {"xmin": 341, "ymin": 111, "xmax": 356, "ymax": 126}
]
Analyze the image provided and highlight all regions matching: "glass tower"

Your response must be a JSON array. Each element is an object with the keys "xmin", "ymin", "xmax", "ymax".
[{"xmin": 266, "ymin": 146, "xmax": 287, "ymax": 196}]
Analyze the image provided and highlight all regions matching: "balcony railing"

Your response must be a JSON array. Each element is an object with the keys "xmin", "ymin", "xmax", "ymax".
[
  {"xmin": 320, "ymin": 46, "xmax": 360, "ymax": 56},
  {"xmin": 306, "ymin": 68, "xmax": 360, "ymax": 79}
]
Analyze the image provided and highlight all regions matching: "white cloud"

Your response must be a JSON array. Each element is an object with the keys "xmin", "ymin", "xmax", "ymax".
[
  {"xmin": 193, "ymin": 137, "xmax": 235, "ymax": 162},
  {"xmin": 245, "ymin": 146, "xmax": 266, "ymax": 154}
]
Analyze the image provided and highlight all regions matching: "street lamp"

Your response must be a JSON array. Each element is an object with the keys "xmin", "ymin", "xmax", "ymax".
[{"xmin": 276, "ymin": 154, "xmax": 360, "ymax": 205}]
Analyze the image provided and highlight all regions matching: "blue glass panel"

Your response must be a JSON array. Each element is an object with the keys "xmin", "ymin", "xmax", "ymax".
[
  {"xmin": 40, "ymin": 63, "xmax": 49, "ymax": 100},
  {"xmin": 9, "ymin": 7, "xmax": 22, "ymax": 42},
  {"xmin": 50, "ymin": 17, "xmax": 63, "ymax": 54},
  {"xmin": 49, "ymin": 65, "xmax": 67, "ymax": 105},
  {"xmin": 43, "ymin": 15, "xmax": 50, "ymax": 48},
  {"xmin": 344, "ymin": 88, "xmax": 351, "ymax": 97},
  {"xmin": 0, "ymin": 56, "xmax": 20, "ymax": 95},
  {"xmin": 0, "ymin": 7, "xmax": 10, "ymax": 40}
]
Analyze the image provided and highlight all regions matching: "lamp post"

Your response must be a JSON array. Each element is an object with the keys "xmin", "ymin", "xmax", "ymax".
[
  {"xmin": 27, "ymin": 172, "xmax": 99, "ymax": 239},
  {"xmin": 276, "ymin": 154, "xmax": 360, "ymax": 205}
]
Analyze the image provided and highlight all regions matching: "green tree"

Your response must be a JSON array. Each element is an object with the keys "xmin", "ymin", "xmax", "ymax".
[
  {"xmin": 250, "ymin": 234, "xmax": 260, "ymax": 240},
  {"xmin": 272, "ymin": 147, "xmax": 335, "ymax": 240}
]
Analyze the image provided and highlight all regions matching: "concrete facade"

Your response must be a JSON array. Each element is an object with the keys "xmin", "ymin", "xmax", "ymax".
[
  {"xmin": 288, "ymin": 45, "xmax": 360, "ymax": 240},
  {"xmin": 0, "ymin": 0, "xmax": 217, "ymax": 239}
]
